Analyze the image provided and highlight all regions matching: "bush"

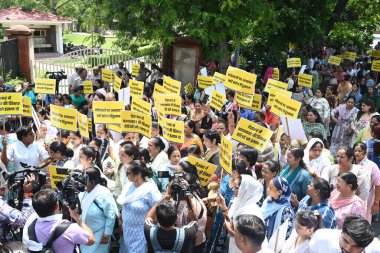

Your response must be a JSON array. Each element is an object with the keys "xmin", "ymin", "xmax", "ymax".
[{"xmin": 84, "ymin": 53, "xmax": 129, "ymax": 67}]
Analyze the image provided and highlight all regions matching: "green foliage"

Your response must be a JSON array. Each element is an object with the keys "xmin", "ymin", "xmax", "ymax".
[{"xmin": 5, "ymin": 73, "xmax": 27, "ymax": 87}]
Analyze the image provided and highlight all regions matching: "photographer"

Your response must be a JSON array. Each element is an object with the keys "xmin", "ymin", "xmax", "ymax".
[
  {"xmin": 0, "ymin": 174, "xmax": 36, "ymax": 242},
  {"xmin": 1, "ymin": 126, "xmax": 51, "ymax": 172},
  {"xmin": 144, "ymin": 199, "xmax": 199, "ymax": 253},
  {"xmin": 23, "ymin": 188, "xmax": 95, "ymax": 252}
]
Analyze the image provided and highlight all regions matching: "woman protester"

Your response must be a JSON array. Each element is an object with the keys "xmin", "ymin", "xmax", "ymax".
[
  {"xmin": 303, "ymin": 138, "xmax": 331, "ymax": 177},
  {"xmin": 302, "ymin": 109, "xmax": 327, "ymax": 142},
  {"xmin": 179, "ymin": 120, "xmax": 204, "ymax": 155},
  {"xmin": 307, "ymin": 88, "xmax": 330, "ymax": 134},
  {"xmin": 322, "ymin": 147, "xmax": 370, "ymax": 204},
  {"xmin": 48, "ymin": 141, "xmax": 74, "ymax": 168},
  {"xmin": 190, "ymin": 100, "xmax": 205, "ymax": 134},
  {"xmin": 259, "ymin": 160, "xmax": 280, "ymax": 205},
  {"xmin": 296, "ymin": 177, "xmax": 337, "ymax": 229},
  {"xmin": 239, "ymin": 147, "xmax": 259, "ymax": 179},
  {"xmin": 117, "ymin": 160, "xmax": 161, "ymax": 253},
  {"xmin": 205, "ymin": 159, "xmax": 252, "ymax": 253},
  {"xmin": 282, "ymin": 210, "xmax": 322, "ymax": 253},
  {"xmin": 79, "ymin": 168, "xmax": 118, "ymax": 253},
  {"xmin": 329, "ymin": 172, "xmax": 366, "ymax": 229},
  {"xmin": 69, "ymin": 131, "xmax": 85, "ymax": 168},
  {"xmin": 279, "ymin": 148, "xmax": 311, "ymax": 201},
  {"xmin": 198, "ymin": 103, "xmax": 214, "ymax": 138},
  {"xmin": 217, "ymin": 174, "xmax": 263, "ymax": 253},
  {"xmin": 365, "ymin": 124, "xmax": 380, "ymax": 168},
  {"xmin": 330, "ymin": 96, "xmax": 359, "ymax": 156},
  {"xmin": 203, "ymin": 130, "xmax": 222, "ymax": 175},
  {"xmin": 355, "ymin": 114, "xmax": 380, "ymax": 143},
  {"xmin": 159, "ymin": 146, "xmax": 182, "ymax": 192},
  {"xmin": 351, "ymin": 100, "xmax": 378, "ymax": 144},
  {"xmin": 148, "ymin": 137, "xmax": 169, "ymax": 173},
  {"xmin": 261, "ymin": 177, "xmax": 294, "ymax": 241},
  {"xmin": 353, "ymin": 142, "xmax": 380, "ymax": 222}
]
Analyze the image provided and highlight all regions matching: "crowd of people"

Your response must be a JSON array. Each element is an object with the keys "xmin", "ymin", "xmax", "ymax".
[{"xmin": 0, "ymin": 49, "xmax": 380, "ymax": 253}]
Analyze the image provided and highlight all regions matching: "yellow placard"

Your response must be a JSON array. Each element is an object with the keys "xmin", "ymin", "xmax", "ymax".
[
  {"xmin": 34, "ymin": 78, "xmax": 56, "ymax": 94},
  {"xmin": 108, "ymin": 124, "xmax": 122, "ymax": 133},
  {"xmin": 232, "ymin": 118, "xmax": 273, "ymax": 152},
  {"xmin": 88, "ymin": 118, "xmax": 93, "ymax": 132},
  {"xmin": 113, "ymin": 76, "xmax": 122, "ymax": 93},
  {"xmin": 50, "ymin": 105, "xmax": 77, "ymax": 131},
  {"xmin": 371, "ymin": 60, "xmax": 380, "ymax": 72},
  {"xmin": 273, "ymin": 68, "xmax": 280, "ymax": 80},
  {"xmin": 240, "ymin": 94, "xmax": 262, "ymax": 111},
  {"xmin": 102, "ymin": 69, "xmax": 114, "ymax": 82},
  {"xmin": 49, "ymin": 166, "xmax": 75, "ymax": 189},
  {"xmin": 287, "ymin": 58, "xmax": 301, "ymax": 68},
  {"xmin": 129, "ymin": 80, "xmax": 144, "ymax": 98},
  {"xmin": 92, "ymin": 101, "xmax": 124, "ymax": 124},
  {"xmin": 83, "ymin": 80, "xmax": 93, "ymax": 94},
  {"xmin": 131, "ymin": 98, "xmax": 152, "ymax": 115},
  {"xmin": 162, "ymin": 118, "xmax": 184, "ymax": 143},
  {"xmin": 271, "ymin": 94, "xmax": 301, "ymax": 118},
  {"xmin": 267, "ymin": 89, "xmax": 292, "ymax": 107},
  {"xmin": 220, "ymin": 134, "xmax": 233, "ymax": 174},
  {"xmin": 298, "ymin": 73, "xmax": 313, "ymax": 88},
  {"xmin": 163, "ymin": 76, "xmax": 181, "ymax": 95},
  {"xmin": 132, "ymin": 63, "xmax": 140, "ymax": 76},
  {"xmin": 225, "ymin": 66, "xmax": 256, "ymax": 94},
  {"xmin": 344, "ymin": 52, "xmax": 357, "ymax": 61},
  {"xmin": 328, "ymin": 55, "xmax": 341, "ymax": 66},
  {"xmin": 210, "ymin": 90, "xmax": 226, "ymax": 111},
  {"xmin": 264, "ymin": 78, "xmax": 288, "ymax": 93},
  {"xmin": 371, "ymin": 50, "xmax": 380, "ymax": 59},
  {"xmin": 77, "ymin": 112, "xmax": 89, "ymax": 139},
  {"xmin": 235, "ymin": 91, "xmax": 253, "ymax": 107},
  {"xmin": 157, "ymin": 107, "xmax": 165, "ymax": 126},
  {"xmin": 22, "ymin": 97, "xmax": 32, "ymax": 117},
  {"xmin": 153, "ymin": 84, "xmax": 166, "ymax": 99},
  {"xmin": 213, "ymin": 72, "xmax": 226, "ymax": 85},
  {"xmin": 184, "ymin": 83, "xmax": 195, "ymax": 95},
  {"xmin": 188, "ymin": 155, "xmax": 218, "ymax": 186},
  {"xmin": 121, "ymin": 111, "xmax": 152, "ymax": 137},
  {"xmin": 154, "ymin": 94, "xmax": 181, "ymax": 116},
  {"xmin": 198, "ymin": 75, "xmax": 214, "ymax": 89}
]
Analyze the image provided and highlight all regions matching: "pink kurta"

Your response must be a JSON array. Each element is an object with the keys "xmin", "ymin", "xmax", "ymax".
[
  {"xmin": 329, "ymin": 190, "xmax": 366, "ymax": 229},
  {"xmin": 359, "ymin": 157, "xmax": 380, "ymax": 223}
]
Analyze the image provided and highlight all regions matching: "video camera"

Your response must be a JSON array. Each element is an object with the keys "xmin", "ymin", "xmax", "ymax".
[
  {"xmin": 5, "ymin": 162, "xmax": 46, "ymax": 209},
  {"xmin": 56, "ymin": 171, "xmax": 87, "ymax": 214},
  {"xmin": 46, "ymin": 70, "xmax": 67, "ymax": 81},
  {"xmin": 157, "ymin": 171, "xmax": 197, "ymax": 201}
]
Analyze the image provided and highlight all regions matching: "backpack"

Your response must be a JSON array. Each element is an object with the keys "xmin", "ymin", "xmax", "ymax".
[
  {"xmin": 27, "ymin": 219, "xmax": 71, "ymax": 253},
  {"xmin": 149, "ymin": 226, "xmax": 185, "ymax": 253}
]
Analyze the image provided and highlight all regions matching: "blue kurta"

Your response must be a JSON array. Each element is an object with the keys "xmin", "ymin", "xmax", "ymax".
[
  {"xmin": 122, "ymin": 186, "xmax": 161, "ymax": 253},
  {"xmin": 80, "ymin": 191, "xmax": 116, "ymax": 253}
]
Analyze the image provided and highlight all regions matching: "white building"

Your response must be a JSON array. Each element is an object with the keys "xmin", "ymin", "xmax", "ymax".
[{"xmin": 0, "ymin": 7, "xmax": 73, "ymax": 54}]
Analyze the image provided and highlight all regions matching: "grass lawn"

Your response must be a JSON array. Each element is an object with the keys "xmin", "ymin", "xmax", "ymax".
[{"xmin": 63, "ymin": 33, "xmax": 119, "ymax": 50}]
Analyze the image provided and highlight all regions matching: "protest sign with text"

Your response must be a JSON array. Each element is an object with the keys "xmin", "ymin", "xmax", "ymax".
[
  {"xmin": 328, "ymin": 55, "xmax": 341, "ymax": 66},
  {"xmin": 273, "ymin": 68, "xmax": 280, "ymax": 80},
  {"xmin": 92, "ymin": 101, "xmax": 124, "ymax": 124},
  {"xmin": 287, "ymin": 58, "xmax": 301, "ymax": 68},
  {"xmin": 188, "ymin": 155, "xmax": 218, "ymax": 187},
  {"xmin": 198, "ymin": 75, "xmax": 214, "ymax": 89},
  {"xmin": 264, "ymin": 79, "xmax": 288, "ymax": 93},
  {"xmin": 210, "ymin": 90, "xmax": 226, "ymax": 111},
  {"xmin": 154, "ymin": 94, "xmax": 181, "ymax": 116},
  {"xmin": 297, "ymin": 73, "xmax": 313, "ymax": 88},
  {"xmin": 271, "ymin": 94, "xmax": 301, "ymax": 118},
  {"xmin": 235, "ymin": 91, "xmax": 253, "ymax": 108},
  {"xmin": 163, "ymin": 76, "xmax": 181, "ymax": 95},
  {"xmin": 184, "ymin": 83, "xmax": 195, "ymax": 95},
  {"xmin": 372, "ymin": 60, "xmax": 380, "ymax": 72},
  {"xmin": 225, "ymin": 66, "xmax": 256, "ymax": 94},
  {"xmin": 22, "ymin": 97, "xmax": 32, "ymax": 117},
  {"xmin": 131, "ymin": 98, "xmax": 152, "ymax": 115},
  {"xmin": 162, "ymin": 118, "xmax": 184, "ymax": 143},
  {"xmin": 83, "ymin": 80, "xmax": 94, "ymax": 94},
  {"xmin": 121, "ymin": 111, "xmax": 152, "ymax": 137},
  {"xmin": 232, "ymin": 118, "xmax": 273, "ymax": 152},
  {"xmin": 34, "ymin": 78, "xmax": 56, "ymax": 94},
  {"xmin": 0, "ymin": 93, "xmax": 23, "ymax": 115},
  {"xmin": 50, "ymin": 105, "xmax": 77, "ymax": 131},
  {"xmin": 132, "ymin": 63, "xmax": 140, "ymax": 76},
  {"xmin": 102, "ymin": 69, "xmax": 114, "ymax": 82},
  {"xmin": 344, "ymin": 52, "xmax": 357, "ymax": 61},
  {"xmin": 213, "ymin": 72, "xmax": 226, "ymax": 85},
  {"xmin": 239, "ymin": 93, "xmax": 262, "ymax": 111},
  {"xmin": 267, "ymin": 89, "xmax": 292, "ymax": 107},
  {"xmin": 220, "ymin": 134, "xmax": 233, "ymax": 174},
  {"xmin": 113, "ymin": 76, "xmax": 122, "ymax": 93},
  {"xmin": 129, "ymin": 80, "xmax": 144, "ymax": 98},
  {"xmin": 77, "ymin": 112, "xmax": 90, "ymax": 139}
]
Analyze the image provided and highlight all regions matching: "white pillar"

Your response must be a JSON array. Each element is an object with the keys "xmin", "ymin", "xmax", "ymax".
[{"xmin": 56, "ymin": 24, "xmax": 63, "ymax": 54}]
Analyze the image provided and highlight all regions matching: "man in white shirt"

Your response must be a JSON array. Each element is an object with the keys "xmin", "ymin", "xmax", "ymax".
[
  {"xmin": 234, "ymin": 214, "xmax": 274, "ymax": 253},
  {"xmin": 1, "ymin": 126, "xmax": 51, "ymax": 171},
  {"xmin": 68, "ymin": 64, "xmax": 83, "ymax": 94},
  {"xmin": 309, "ymin": 215, "xmax": 379, "ymax": 253},
  {"xmin": 88, "ymin": 66, "xmax": 101, "ymax": 84},
  {"xmin": 114, "ymin": 60, "xmax": 129, "ymax": 78}
]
